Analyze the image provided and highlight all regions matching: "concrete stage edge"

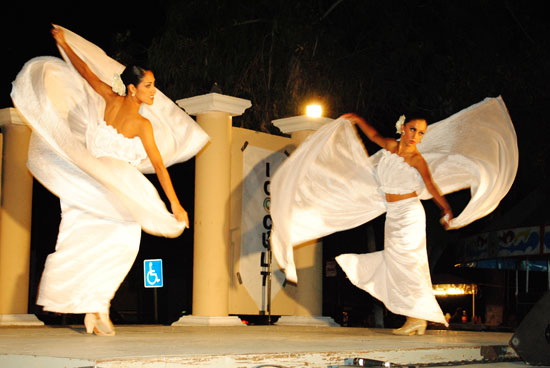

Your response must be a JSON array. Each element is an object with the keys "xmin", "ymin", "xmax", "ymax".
[{"xmin": 0, "ymin": 325, "xmax": 538, "ymax": 368}]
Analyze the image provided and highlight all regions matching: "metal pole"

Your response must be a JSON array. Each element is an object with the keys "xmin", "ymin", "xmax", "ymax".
[
  {"xmin": 267, "ymin": 249, "xmax": 272, "ymax": 325},
  {"xmin": 153, "ymin": 288, "xmax": 158, "ymax": 323},
  {"xmin": 472, "ymin": 290, "xmax": 476, "ymax": 321},
  {"xmin": 515, "ymin": 267, "xmax": 519, "ymax": 310},
  {"xmin": 526, "ymin": 259, "xmax": 529, "ymax": 294}
]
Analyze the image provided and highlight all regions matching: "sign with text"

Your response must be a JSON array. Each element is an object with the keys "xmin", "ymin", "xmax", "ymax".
[{"xmin": 240, "ymin": 145, "xmax": 286, "ymax": 310}]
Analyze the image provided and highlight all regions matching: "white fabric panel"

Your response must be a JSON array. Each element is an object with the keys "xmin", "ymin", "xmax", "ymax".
[
  {"xmin": 270, "ymin": 120, "xmax": 386, "ymax": 283},
  {"xmin": 417, "ymin": 97, "xmax": 518, "ymax": 228},
  {"xmin": 271, "ymin": 97, "xmax": 518, "ymax": 284}
]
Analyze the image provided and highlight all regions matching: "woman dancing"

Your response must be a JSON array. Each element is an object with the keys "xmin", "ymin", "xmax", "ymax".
[
  {"xmin": 11, "ymin": 25, "xmax": 208, "ymax": 336},
  {"xmin": 336, "ymin": 113, "xmax": 452, "ymax": 335},
  {"xmin": 51, "ymin": 26, "xmax": 189, "ymax": 224},
  {"xmin": 270, "ymin": 97, "xmax": 518, "ymax": 335}
]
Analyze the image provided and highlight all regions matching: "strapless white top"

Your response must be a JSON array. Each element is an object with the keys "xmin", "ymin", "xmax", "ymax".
[
  {"xmin": 86, "ymin": 120, "xmax": 147, "ymax": 166},
  {"xmin": 376, "ymin": 150, "xmax": 423, "ymax": 194}
]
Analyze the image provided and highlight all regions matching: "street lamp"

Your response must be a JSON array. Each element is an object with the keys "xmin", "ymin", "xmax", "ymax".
[
  {"xmin": 273, "ymin": 104, "xmax": 332, "ymax": 140},
  {"xmin": 306, "ymin": 104, "xmax": 322, "ymax": 118}
]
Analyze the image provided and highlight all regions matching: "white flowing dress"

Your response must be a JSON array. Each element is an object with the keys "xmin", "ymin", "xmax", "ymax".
[
  {"xmin": 336, "ymin": 151, "xmax": 446, "ymax": 325},
  {"xmin": 270, "ymin": 97, "xmax": 518, "ymax": 325},
  {"xmin": 10, "ymin": 26, "xmax": 209, "ymax": 314}
]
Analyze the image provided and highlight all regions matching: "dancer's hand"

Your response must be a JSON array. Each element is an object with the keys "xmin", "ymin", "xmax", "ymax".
[
  {"xmin": 339, "ymin": 113, "xmax": 365, "ymax": 125},
  {"xmin": 440, "ymin": 208, "xmax": 453, "ymax": 229},
  {"xmin": 51, "ymin": 25, "xmax": 67, "ymax": 47},
  {"xmin": 172, "ymin": 202, "xmax": 189, "ymax": 227}
]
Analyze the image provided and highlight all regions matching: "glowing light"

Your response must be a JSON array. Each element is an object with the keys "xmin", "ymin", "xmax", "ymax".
[
  {"xmin": 433, "ymin": 283, "xmax": 478, "ymax": 296},
  {"xmin": 433, "ymin": 283, "xmax": 479, "ymax": 321},
  {"xmin": 306, "ymin": 104, "xmax": 322, "ymax": 118}
]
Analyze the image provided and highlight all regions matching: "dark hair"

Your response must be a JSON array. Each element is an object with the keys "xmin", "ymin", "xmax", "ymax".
[
  {"xmin": 405, "ymin": 117, "xmax": 427, "ymax": 125},
  {"xmin": 120, "ymin": 65, "xmax": 147, "ymax": 87}
]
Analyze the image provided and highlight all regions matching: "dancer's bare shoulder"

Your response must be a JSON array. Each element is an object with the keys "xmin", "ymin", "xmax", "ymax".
[
  {"xmin": 125, "ymin": 114, "xmax": 152, "ymax": 139},
  {"xmin": 385, "ymin": 139, "xmax": 399, "ymax": 153},
  {"xmin": 409, "ymin": 152, "xmax": 430, "ymax": 176}
]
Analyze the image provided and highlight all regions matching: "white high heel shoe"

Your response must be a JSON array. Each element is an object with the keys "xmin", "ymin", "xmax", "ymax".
[
  {"xmin": 392, "ymin": 317, "xmax": 427, "ymax": 336},
  {"xmin": 84, "ymin": 313, "xmax": 115, "ymax": 336}
]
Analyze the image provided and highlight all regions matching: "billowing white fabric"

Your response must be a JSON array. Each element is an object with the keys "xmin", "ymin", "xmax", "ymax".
[
  {"xmin": 271, "ymin": 97, "xmax": 518, "ymax": 285},
  {"xmin": 270, "ymin": 120, "xmax": 386, "ymax": 283},
  {"xmin": 336, "ymin": 197, "xmax": 448, "ymax": 326},
  {"xmin": 11, "ymin": 25, "xmax": 209, "ymax": 236},
  {"xmin": 11, "ymin": 26, "xmax": 209, "ymax": 313}
]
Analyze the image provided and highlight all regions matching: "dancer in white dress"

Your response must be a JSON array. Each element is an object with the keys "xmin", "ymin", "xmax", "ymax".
[
  {"xmin": 11, "ymin": 25, "xmax": 209, "ymax": 336},
  {"xmin": 336, "ymin": 113, "xmax": 452, "ymax": 335},
  {"xmin": 270, "ymin": 97, "xmax": 518, "ymax": 335}
]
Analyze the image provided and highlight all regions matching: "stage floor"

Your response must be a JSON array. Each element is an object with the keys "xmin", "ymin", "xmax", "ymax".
[{"xmin": 0, "ymin": 324, "xmax": 537, "ymax": 367}]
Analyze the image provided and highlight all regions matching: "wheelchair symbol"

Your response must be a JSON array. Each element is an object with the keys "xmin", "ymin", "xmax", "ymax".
[{"xmin": 147, "ymin": 263, "xmax": 160, "ymax": 285}]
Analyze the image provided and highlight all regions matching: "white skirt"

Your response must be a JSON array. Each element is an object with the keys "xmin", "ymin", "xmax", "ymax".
[
  {"xmin": 37, "ymin": 199, "xmax": 141, "ymax": 314},
  {"xmin": 336, "ymin": 197, "xmax": 448, "ymax": 326}
]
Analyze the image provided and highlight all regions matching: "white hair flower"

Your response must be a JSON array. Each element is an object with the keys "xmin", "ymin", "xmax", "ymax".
[
  {"xmin": 395, "ymin": 115, "xmax": 406, "ymax": 134},
  {"xmin": 111, "ymin": 74, "xmax": 126, "ymax": 96}
]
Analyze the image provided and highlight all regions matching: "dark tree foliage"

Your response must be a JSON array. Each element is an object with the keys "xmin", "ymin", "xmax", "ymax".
[{"xmin": 103, "ymin": 0, "xmax": 550, "ymax": 213}]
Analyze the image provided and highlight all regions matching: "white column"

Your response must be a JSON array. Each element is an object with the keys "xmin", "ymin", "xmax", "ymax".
[
  {"xmin": 271, "ymin": 115, "xmax": 338, "ymax": 326},
  {"xmin": 0, "ymin": 108, "xmax": 43, "ymax": 326},
  {"xmin": 172, "ymin": 93, "xmax": 251, "ymax": 326}
]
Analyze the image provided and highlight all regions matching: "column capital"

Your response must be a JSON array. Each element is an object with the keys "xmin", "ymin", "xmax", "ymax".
[
  {"xmin": 0, "ymin": 108, "xmax": 27, "ymax": 127},
  {"xmin": 271, "ymin": 115, "xmax": 333, "ymax": 135},
  {"xmin": 176, "ymin": 93, "xmax": 251, "ymax": 117}
]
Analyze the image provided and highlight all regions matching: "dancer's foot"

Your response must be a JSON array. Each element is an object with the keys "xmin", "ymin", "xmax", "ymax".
[
  {"xmin": 84, "ymin": 313, "xmax": 115, "ymax": 336},
  {"xmin": 392, "ymin": 317, "xmax": 427, "ymax": 336}
]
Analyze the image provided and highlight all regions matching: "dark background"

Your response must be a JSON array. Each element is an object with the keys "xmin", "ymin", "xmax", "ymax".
[{"xmin": 3, "ymin": 0, "xmax": 549, "ymax": 326}]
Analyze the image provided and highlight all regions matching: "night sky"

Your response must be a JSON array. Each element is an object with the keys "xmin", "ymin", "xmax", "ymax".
[{"xmin": 3, "ymin": 2, "xmax": 164, "ymax": 108}]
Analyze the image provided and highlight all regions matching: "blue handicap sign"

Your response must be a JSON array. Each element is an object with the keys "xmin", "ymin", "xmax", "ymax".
[{"xmin": 144, "ymin": 259, "xmax": 163, "ymax": 288}]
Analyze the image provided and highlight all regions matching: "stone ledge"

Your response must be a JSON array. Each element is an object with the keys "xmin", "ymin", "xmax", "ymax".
[
  {"xmin": 276, "ymin": 315, "xmax": 339, "ymax": 327},
  {"xmin": 171, "ymin": 315, "xmax": 246, "ymax": 327},
  {"xmin": 0, "ymin": 314, "xmax": 44, "ymax": 326}
]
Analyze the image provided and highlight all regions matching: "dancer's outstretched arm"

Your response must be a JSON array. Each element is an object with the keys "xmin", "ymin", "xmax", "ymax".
[
  {"xmin": 51, "ymin": 25, "xmax": 115, "ymax": 102},
  {"xmin": 340, "ymin": 113, "xmax": 395, "ymax": 150}
]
